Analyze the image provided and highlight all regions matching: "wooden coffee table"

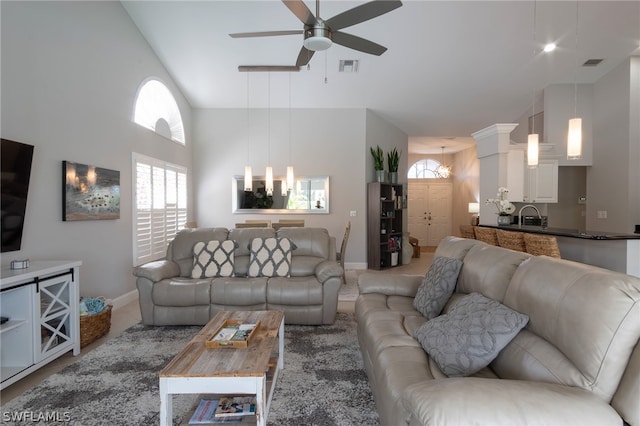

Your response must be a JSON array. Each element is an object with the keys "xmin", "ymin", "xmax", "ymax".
[{"xmin": 159, "ymin": 310, "xmax": 285, "ymax": 426}]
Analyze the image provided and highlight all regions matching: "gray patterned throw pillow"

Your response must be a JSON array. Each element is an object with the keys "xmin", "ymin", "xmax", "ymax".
[
  {"xmin": 413, "ymin": 256, "xmax": 463, "ymax": 319},
  {"xmin": 248, "ymin": 237, "xmax": 295, "ymax": 277},
  {"xmin": 414, "ymin": 292, "xmax": 529, "ymax": 377},
  {"xmin": 192, "ymin": 240, "xmax": 236, "ymax": 278}
]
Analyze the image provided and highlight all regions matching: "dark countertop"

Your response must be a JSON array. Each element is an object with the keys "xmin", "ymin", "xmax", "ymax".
[{"xmin": 481, "ymin": 224, "xmax": 640, "ymax": 240}]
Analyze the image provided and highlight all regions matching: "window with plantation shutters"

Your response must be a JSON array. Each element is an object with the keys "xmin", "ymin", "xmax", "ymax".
[{"xmin": 133, "ymin": 153, "xmax": 187, "ymax": 266}]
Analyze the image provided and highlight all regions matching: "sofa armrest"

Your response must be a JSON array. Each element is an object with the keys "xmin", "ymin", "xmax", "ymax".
[
  {"xmin": 314, "ymin": 260, "xmax": 343, "ymax": 283},
  {"xmin": 403, "ymin": 377, "xmax": 622, "ymax": 426},
  {"xmin": 133, "ymin": 259, "xmax": 181, "ymax": 282},
  {"xmin": 358, "ymin": 272, "xmax": 423, "ymax": 297}
]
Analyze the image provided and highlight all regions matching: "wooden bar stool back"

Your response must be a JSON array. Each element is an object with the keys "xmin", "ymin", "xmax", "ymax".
[
  {"xmin": 523, "ymin": 233, "xmax": 561, "ymax": 258},
  {"xmin": 473, "ymin": 227, "xmax": 499, "ymax": 246},
  {"xmin": 460, "ymin": 225, "xmax": 476, "ymax": 239},
  {"xmin": 496, "ymin": 229, "xmax": 526, "ymax": 252}
]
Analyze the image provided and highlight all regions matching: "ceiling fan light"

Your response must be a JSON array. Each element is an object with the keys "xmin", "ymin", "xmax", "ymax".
[{"xmin": 303, "ymin": 35, "xmax": 332, "ymax": 51}]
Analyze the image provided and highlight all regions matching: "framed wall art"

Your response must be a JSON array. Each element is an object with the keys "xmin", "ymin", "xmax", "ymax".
[{"xmin": 62, "ymin": 161, "xmax": 120, "ymax": 221}]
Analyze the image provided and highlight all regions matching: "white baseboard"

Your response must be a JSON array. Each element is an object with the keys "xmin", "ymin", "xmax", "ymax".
[
  {"xmin": 345, "ymin": 262, "xmax": 367, "ymax": 270},
  {"xmin": 106, "ymin": 290, "xmax": 138, "ymax": 311}
]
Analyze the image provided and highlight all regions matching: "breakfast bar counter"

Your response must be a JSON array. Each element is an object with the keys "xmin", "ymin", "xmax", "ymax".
[
  {"xmin": 478, "ymin": 224, "xmax": 640, "ymax": 278},
  {"xmin": 481, "ymin": 224, "xmax": 640, "ymax": 240}
]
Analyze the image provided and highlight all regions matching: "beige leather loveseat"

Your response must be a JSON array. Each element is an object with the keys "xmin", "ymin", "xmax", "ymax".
[
  {"xmin": 134, "ymin": 227, "xmax": 343, "ymax": 325},
  {"xmin": 356, "ymin": 236, "xmax": 640, "ymax": 426}
]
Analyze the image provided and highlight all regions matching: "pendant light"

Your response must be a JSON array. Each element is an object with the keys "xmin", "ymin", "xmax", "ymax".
[
  {"xmin": 245, "ymin": 73, "xmax": 252, "ymax": 191},
  {"xmin": 286, "ymin": 72, "xmax": 295, "ymax": 191},
  {"xmin": 527, "ymin": 0, "xmax": 539, "ymax": 168},
  {"xmin": 567, "ymin": 1, "xmax": 582, "ymax": 160},
  {"xmin": 435, "ymin": 146, "xmax": 452, "ymax": 178},
  {"xmin": 265, "ymin": 72, "xmax": 274, "ymax": 196}
]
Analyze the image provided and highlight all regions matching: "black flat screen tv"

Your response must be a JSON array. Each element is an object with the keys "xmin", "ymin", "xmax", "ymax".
[{"xmin": 1, "ymin": 138, "xmax": 35, "ymax": 253}]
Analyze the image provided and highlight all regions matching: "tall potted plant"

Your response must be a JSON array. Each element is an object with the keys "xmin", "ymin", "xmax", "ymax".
[
  {"xmin": 387, "ymin": 148, "xmax": 401, "ymax": 184},
  {"xmin": 370, "ymin": 145, "xmax": 385, "ymax": 182}
]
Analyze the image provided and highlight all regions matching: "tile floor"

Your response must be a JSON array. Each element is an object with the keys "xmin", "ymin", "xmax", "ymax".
[{"xmin": 0, "ymin": 249, "xmax": 435, "ymax": 405}]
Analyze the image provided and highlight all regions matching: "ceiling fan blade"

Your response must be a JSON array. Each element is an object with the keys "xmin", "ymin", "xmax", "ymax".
[
  {"xmin": 295, "ymin": 46, "xmax": 315, "ymax": 67},
  {"xmin": 282, "ymin": 0, "xmax": 316, "ymax": 26},
  {"xmin": 325, "ymin": 0, "xmax": 402, "ymax": 31},
  {"xmin": 332, "ymin": 31, "xmax": 387, "ymax": 55},
  {"xmin": 230, "ymin": 30, "xmax": 303, "ymax": 38},
  {"xmin": 238, "ymin": 65, "xmax": 300, "ymax": 72}
]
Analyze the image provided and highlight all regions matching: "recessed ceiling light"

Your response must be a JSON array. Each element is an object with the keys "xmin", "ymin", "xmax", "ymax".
[
  {"xmin": 543, "ymin": 43, "xmax": 556, "ymax": 53},
  {"xmin": 339, "ymin": 60, "xmax": 359, "ymax": 73}
]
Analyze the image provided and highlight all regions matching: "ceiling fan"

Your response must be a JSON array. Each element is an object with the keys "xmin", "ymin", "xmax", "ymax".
[{"xmin": 231, "ymin": 0, "xmax": 402, "ymax": 70}]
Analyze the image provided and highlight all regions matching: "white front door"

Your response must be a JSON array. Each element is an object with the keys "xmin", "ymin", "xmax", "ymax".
[
  {"xmin": 408, "ymin": 181, "xmax": 452, "ymax": 247},
  {"xmin": 408, "ymin": 183, "xmax": 428, "ymax": 244},
  {"xmin": 426, "ymin": 184, "xmax": 452, "ymax": 246}
]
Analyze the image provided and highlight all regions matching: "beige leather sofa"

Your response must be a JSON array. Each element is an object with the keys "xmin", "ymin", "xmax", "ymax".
[
  {"xmin": 356, "ymin": 236, "xmax": 640, "ymax": 426},
  {"xmin": 134, "ymin": 227, "xmax": 343, "ymax": 325}
]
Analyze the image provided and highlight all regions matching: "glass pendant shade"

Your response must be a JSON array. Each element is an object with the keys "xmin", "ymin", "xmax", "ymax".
[
  {"xmin": 244, "ymin": 166, "xmax": 253, "ymax": 191},
  {"xmin": 286, "ymin": 166, "xmax": 295, "ymax": 191},
  {"xmin": 265, "ymin": 166, "xmax": 274, "ymax": 196},
  {"xmin": 527, "ymin": 134, "xmax": 539, "ymax": 168},
  {"xmin": 567, "ymin": 118, "xmax": 582, "ymax": 159},
  {"xmin": 281, "ymin": 179, "xmax": 287, "ymax": 196}
]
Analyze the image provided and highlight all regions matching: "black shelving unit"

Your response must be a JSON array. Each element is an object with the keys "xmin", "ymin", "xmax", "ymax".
[{"xmin": 367, "ymin": 182, "xmax": 404, "ymax": 270}]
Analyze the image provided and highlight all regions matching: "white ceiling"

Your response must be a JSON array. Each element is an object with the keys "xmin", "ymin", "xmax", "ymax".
[{"xmin": 121, "ymin": 1, "xmax": 640, "ymax": 154}]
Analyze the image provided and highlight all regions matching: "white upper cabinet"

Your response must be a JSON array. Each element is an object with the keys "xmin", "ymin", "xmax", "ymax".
[{"xmin": 524, "ymin": 159, "xmax": 559, "ymax": 203}]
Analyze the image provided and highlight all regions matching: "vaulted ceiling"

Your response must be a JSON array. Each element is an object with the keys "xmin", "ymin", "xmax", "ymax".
[{"xmin": 122, "ymin": 1, "xmax": 640, "ymax": 153}]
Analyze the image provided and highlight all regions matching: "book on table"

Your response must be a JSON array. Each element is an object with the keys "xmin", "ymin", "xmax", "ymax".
[
  {"xmin": 188, "ymin": 399, "xmax": 242, "ymax": 424},
  {"xmin": 215, "ymin": 396, "xmax": 256, "ymax": 418}
]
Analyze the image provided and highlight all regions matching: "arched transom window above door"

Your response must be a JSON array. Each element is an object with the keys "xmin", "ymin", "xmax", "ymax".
[
  {"xmin": 133, "ymin": 79, "xmax": 185, "ymax": 144},
  {"xmin": 408, "ymin": 159, "xmax": 445, "ymax": 179}
]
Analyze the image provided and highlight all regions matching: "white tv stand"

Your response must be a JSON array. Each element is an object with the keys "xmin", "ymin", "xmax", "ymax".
[{"xmin": 1, "ymin": 261, "xmax": 81, "ymax": 390}]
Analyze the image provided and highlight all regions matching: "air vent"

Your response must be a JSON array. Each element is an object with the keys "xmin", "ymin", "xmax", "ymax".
[
  {"xmin": 339, "ymin": 60, "xmax": 359, "ymax": 73},
  {"xmin": 582, "ymin": 59, "xmax": 603, "ymax": 67}
]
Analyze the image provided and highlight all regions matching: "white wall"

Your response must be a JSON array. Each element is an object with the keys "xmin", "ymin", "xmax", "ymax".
[
  {"xmin": 192, "ymin": 108, "xmax": 371, "ymax": 267},
  {"xmin": 589, "ymin": 57, "xmax": 639, "ymax": 233},
  {"xmin": 1, "ymin": 2, "xmax": 193, "ymax": 300}
]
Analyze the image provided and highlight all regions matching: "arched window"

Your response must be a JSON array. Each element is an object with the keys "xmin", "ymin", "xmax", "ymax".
[
  {"xmin": 133, "ymin": 79, "xmax": 185, "ymax": 144},
  {"xmin": 408, "ymin": 159, "xmax": 444, "ymax": 179}
]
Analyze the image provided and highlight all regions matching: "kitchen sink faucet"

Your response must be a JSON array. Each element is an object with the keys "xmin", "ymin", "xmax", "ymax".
[{"xmin": 518, "ymin": 204, "xmax": 542, "ymax": 229}]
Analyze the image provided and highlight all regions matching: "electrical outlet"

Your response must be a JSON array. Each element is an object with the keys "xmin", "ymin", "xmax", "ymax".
[
  {"xmin": 350, "ymin": 210, "xmax": 357, "ymax": 217},
  {"xmin": 597, "ymin": 210, "xmax": 608, "ymax": 219}
]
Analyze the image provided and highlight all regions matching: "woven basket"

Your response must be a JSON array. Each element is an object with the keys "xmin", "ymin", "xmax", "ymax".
[{"xmin": 80, "ymin": 305, "xmax": 112, "ymax": 348}]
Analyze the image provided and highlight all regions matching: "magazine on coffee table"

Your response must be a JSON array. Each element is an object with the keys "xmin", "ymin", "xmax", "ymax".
[
  {"xmin": 214, "ymin": 396, "xmax": 256, "ymax": 418},
  {"xmin": 206, "ymin": 321, "xmax": 260, "ymax": 348},
  {"xmin": 188, "ymin": 399, "xmax": 242, "ymax": 424}
]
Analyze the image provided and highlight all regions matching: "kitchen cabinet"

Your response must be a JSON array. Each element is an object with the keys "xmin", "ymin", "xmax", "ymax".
[{"xmin": 524, "ymin": 159, "xmax": 558, "ymax": 203}]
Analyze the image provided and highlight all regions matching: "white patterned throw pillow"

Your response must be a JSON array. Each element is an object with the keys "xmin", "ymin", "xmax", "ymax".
[
  {"xmin": 248, "ymin": 237, "xmax": 295, "ymax": 277},
  {"xmin": 191, "ymin": 240, "xmax": 236, "ymax": 278},
  {"xmin": 414, "ymin": 292, "xmax": 529, "ymax": 377},
  {"xmin": 413, "ymin": 256, "xmax": 463, "ymax": 320}
]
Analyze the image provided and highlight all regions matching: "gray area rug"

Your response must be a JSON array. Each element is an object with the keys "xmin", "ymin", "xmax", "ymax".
[{"xmin": 1, "ymin": 312, "xmax": 378, "ymax": 426}]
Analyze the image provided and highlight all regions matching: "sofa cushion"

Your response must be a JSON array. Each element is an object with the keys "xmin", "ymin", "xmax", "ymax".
[
  {"xmin": 456, "ymin": 244, "xmax": 531, "ymax": 302},
  {"xmin": 248, "ymin": 237, "xmax": 295, "ymax": 277},
  {"xmin": 414, "ymin": 292, "xmax": 529, "ymax": 377},
  {"xmin": 192, "ymin": 240, "xmax": 236, "ymax": 278},
  {"xmin": 413, "ymin": 256, "xmax": 462, "ymax": 320},
  {"xmin": 152, "ymin": 277, "xmax": 211, "ymax": 307},
  {"xmin": 167, "ymin": 227, "xmax": 229, "ymax": 277}
]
